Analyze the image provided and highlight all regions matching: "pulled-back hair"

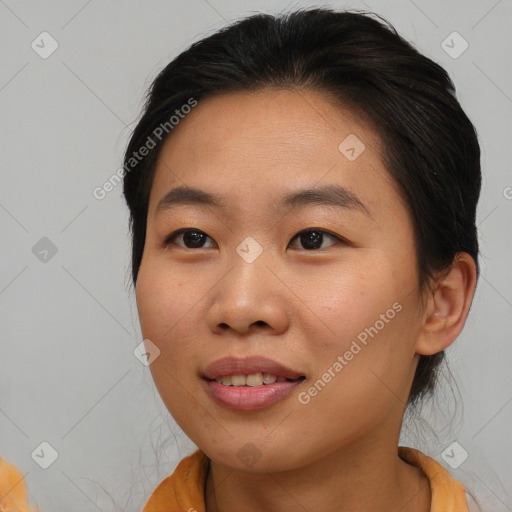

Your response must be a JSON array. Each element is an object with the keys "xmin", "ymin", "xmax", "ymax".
[{"xmin": 123, "ymin": 7, "xmax": 481, "ymax": 407}]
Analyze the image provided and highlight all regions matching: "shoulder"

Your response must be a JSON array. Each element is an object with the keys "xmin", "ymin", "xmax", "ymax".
[
  {"xmin": 398, "ymin": 446, "xmax": 470, "ymax": 512},
  {"xmin": 142, "ymin": 449, "xmax": 209, "ymax": 512},
  {"xmin": 0, "ymin": 456, "xmax": 40, "ymax": 512}
]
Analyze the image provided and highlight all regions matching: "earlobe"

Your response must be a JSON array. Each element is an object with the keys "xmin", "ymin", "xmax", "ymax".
[{"xmin": 415, "ymin": 253, "xmax": 477, "ymax": 356}]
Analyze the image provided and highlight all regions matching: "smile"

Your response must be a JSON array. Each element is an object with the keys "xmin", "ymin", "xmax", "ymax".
[
  {"xmin": 201, "ymin": 356, "xmax": 306, "ymax": 411},
  {"xmin": 212, "ymin": 372, "xmax": 303, "ymax": 387},
  {"xmin": 202, "ymin": 377, "xmax": 305, "ymax": 411}
]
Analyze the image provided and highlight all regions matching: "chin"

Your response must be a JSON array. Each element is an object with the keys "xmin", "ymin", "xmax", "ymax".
[{"xmin": 198, "ymin": 439, "xmax": 307, "ymax": 474}]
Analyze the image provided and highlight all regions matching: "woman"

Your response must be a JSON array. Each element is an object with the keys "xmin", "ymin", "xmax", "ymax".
[
  {"xmin": 126, "ymin": 6, "xmax": 482, "ymax": 511},
  {"xmin": 0, "ymin": 6, "xmax": 482, "ymax": 512}
]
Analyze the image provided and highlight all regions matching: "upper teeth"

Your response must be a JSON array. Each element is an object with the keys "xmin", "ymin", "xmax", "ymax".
[{"xmin": 215, "ymin": 373, "xmax": 287, "ymax": 386}]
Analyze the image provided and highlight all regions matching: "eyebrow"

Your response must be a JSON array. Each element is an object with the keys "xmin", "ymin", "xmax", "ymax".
[{"xmin": 155, "ymin": 184, "xmax": 371, "ymax": 217}]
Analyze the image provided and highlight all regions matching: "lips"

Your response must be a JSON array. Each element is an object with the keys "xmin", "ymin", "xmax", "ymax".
[
  {"xmin": 201, "ymin": 356, "xmax": 306, "ymax": 411},
  {"xmin": 202, "ymin": 356, "xmax": 305, "ymax": 380}
]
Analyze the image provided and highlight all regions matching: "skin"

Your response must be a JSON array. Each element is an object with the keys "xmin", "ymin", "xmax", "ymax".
[{"xmin": 135, "ymin": 88, "xmax": 477, "ymax": 512}]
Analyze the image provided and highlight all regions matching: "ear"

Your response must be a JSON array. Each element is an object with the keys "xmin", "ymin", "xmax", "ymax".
[{"xmin": 415, "ymin": 252, "xmax": 477, "ymax": 356}]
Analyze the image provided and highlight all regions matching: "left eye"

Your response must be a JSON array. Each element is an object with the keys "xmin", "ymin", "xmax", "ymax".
[
  {"xmin": 163, "ymin": 228, "xmax": 346, "ymax": 250},
  {"xmin": 288, "ymin": 228, "xmax": 345, "ymax": 250}
]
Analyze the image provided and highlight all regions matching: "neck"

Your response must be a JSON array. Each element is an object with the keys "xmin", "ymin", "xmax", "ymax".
[{"xmin": 204, "ymin": 436, "xmax": 431, "ymax": 512}]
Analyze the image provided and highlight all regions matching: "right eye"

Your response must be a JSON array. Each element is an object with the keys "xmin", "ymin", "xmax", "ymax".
[{"xmin": 163, "ymin": 228, "xmax": 216, "ymax": 249}]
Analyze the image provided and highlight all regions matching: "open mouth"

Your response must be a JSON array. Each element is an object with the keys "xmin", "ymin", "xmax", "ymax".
[
  {"xmin": 202, "ymin": 363, "xmax": 307, "ymax": 410},
  {"xmin": 205, "ymin": 373, "xmax": 306, "ymax": 387}
]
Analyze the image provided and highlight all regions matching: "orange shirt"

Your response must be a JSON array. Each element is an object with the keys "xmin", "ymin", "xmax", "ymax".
[
  {"xmin": 142, "ymin": 446, "xmax": 473, "ymax": 512},
  {"xmin": 0, "ymin": 457, "xmax": 40, "ymax": 512},
  {"xmin": 0, "ymin": 447, "xmax": 473, "ymax": 511}
]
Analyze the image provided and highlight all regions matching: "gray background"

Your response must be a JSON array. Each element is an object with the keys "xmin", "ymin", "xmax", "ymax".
[{"xmin": 1, "ymin": 0, "xmax": 511, "ymax": 510}]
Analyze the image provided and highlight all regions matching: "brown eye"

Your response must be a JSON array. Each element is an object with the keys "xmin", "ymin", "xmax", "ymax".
[
  {"xmin": 164, "ymin": 228, "xmax": 216, "ymax": 249},
  {"xmin": 163, "ymin": 227, "xmax": 348, "ymax": 251},
  {"xmin": 288, "ymin": 228, "xmax": 346, "ymax": 250}
]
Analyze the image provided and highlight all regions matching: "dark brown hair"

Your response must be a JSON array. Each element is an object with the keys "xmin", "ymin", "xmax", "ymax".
[{"xmin": 122, "ymin": 7, "xmax": 481, "ymax": 407}]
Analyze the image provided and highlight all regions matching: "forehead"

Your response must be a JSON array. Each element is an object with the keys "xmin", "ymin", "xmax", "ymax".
[
  {"xmin": 149, "ymin": 88, "xmax": 402, "ymax": 220},
  {"xmin": 159, "ymin": 88, "xmax": 381, "ymax": 156}
]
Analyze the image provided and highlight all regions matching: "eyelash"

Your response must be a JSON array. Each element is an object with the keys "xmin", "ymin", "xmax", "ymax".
[{"xmin": 163, "ymin": 228, "xmax": 349, "ymax": 251}]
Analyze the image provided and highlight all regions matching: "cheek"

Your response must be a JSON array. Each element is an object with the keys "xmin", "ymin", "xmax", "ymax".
[
  {"xmin": 135, "ymin": 259, "xmax": 189, "ymax": 340},
  {"xmin": 135, "ymin": 256, "xmax": 218, "ymax": 385},
  {"xmin": 308, "ymin": 264, "xmax": 396, "ymax": 350},
  {"xmin": 135, "ymin": 262, "xmax": 193, "ymax": 387},
  {"xmin": 135, "ymin": 259, "xmax": 204, "ymax": 419},
  {"xmin": 305, "ymin": 269, "xmax": 418, "ymax": 401}
]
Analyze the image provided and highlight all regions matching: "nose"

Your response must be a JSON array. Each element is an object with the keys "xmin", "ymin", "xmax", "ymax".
[{"xmin": 206, "ymin": 252, "xmax": 290, "ymax": 337}]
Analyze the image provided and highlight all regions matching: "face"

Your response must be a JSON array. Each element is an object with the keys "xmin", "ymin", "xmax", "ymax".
[{"xmin": 135, "ymin": 88, "xmax": 425, "ymax": 472}]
